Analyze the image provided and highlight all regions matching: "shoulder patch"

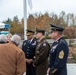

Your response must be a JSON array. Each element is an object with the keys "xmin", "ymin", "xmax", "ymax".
[
  {"xmin": 43, "ymin": 43, "xmax": 46, "ymax": 46},
  {"xmin": 59, "ymin": 50, "xmax": 64, "ymax": 59}
]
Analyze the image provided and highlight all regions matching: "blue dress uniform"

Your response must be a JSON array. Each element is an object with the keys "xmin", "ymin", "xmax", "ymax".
[
  {"xmin": 49, "ymin": 24, "xmax": 69, "ymax": 75},
  {"xmin": 22, "ymin": 29, "xmax": 37, "ymax": 75},
  {"xmin": 22, "ymin": 38, "xmax": 37, "ymax": 75}
]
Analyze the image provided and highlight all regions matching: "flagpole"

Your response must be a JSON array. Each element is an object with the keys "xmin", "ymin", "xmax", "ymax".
[{"xmin": 23, "ymin": 0, "xmax": 27, "ymax": 40}]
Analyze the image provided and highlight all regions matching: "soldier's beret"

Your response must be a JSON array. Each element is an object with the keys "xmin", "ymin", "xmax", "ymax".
[
  {"xmin": 50, "ymin": 24, "xmax": 65, "ymax": 33},
  {"xmin": 26, "ymin": 29, "xmax": 34, "ymax": 36}
]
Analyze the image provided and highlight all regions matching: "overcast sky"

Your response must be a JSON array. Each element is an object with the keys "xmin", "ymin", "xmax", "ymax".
[{"xmin": 0, "ymin": 0, "xmax": 76, "ymax": 21}]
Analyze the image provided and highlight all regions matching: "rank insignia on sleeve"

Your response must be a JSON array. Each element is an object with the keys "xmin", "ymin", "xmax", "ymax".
[{"xmin": 59, "ymin": 50, "xmax": 64, "ymax": 59}]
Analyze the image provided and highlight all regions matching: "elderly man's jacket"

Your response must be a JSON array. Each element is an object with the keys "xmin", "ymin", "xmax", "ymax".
[{"xmin": 0, "ymin": 43, "xmax": 26, "ymax": 75}]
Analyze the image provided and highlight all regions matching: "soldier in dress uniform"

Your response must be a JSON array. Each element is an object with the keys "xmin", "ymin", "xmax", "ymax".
[
  {"xmin": 33, "ymin": 28, "xmax": 50, "ymax": 75},
  {"xmin": 47, "ymin": 24, "xmax": 69, "ymax": 75},
  {"xmin": 22, "ymin": 30, "xmax": 37, "ymax": 75}
]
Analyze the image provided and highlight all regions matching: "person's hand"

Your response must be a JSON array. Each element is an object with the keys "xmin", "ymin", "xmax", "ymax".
[
  {"xmin": 27, "ymin": 59, "xmax": 33, "ymax": 64},
  {"xmin": 26, "ymin": 59, "xmax": 33, "ymax": 64},
  {"xmin": 25, "ymin": 59, "xmax": 28, "ymax": 62}
]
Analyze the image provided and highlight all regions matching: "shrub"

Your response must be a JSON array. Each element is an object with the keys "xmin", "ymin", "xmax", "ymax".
[
  {"xmin": 45, "ymin": 36, "xmax": 51, "ymax": 39},
  {"xmin": 63, "ymin": 35, "xmax": 68, "ymax": 39},
  {"xmin": 72, "ymin": 54, "xmax": 76, "ymax": 60}
]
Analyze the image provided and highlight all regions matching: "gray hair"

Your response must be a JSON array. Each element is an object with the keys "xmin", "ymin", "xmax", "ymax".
[
  {"xmin": 11, "ymin": 34, "xmax": 21, "ymax": 46},
  {"xmin": 0, "ymin": 34, "xmax": 7, "ymax": 43},
  {"xmin": 6, "ymin": 33, "xmax": 12, "ymax": 38}
]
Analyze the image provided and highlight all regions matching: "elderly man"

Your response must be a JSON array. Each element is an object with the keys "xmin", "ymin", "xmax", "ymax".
[
  {"xmin": 47, "ymin": 24, "xmax": 69, "ymax": 75},
  {"xmin": 0, "ymin": 34, "xmax": 7, "ymax": 43},
  {"xmin": 0, "ymin": 34, "xmax": 26, "ymax": 75}
]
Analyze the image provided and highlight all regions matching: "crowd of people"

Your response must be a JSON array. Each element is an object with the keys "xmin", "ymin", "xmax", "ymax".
[{"xmin": 0, "ymin": 24, "xmax": 69, "ymax": 75}]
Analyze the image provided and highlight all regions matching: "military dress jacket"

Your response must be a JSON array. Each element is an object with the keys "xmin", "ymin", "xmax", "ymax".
[
  {"xmin": 33, "ymin": 38, "xmax": 50, "ymax": 75},
  {"xmin": 22, "ymin": 38, "xmax": 37, "ymax": 65},
  {"xmin": 22, "ymin": 38, "xmax": 37, "ymax": 59},
  {"xmin": 49, "ymin": 37, "xmax": 69, "ymax": 75}
]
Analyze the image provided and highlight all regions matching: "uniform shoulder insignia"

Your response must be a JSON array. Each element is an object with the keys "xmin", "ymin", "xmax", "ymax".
[
  {"xmin": 59, "ymin": 50, "xmax": 64, "ymax": 59},
  {"xmin": 43, "ymin": 43, "xmax": 46, "ymax": 46}
]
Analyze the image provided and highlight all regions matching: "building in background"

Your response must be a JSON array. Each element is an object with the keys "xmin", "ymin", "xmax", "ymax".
[{"xmin": 0, "ymin": 23, "xmax": 10, "ymax": 35}]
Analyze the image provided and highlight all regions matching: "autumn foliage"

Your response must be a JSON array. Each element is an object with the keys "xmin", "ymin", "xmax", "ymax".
[{"xmin": 2, "ymin": 11, "xmax": 76, "ymax": 39}]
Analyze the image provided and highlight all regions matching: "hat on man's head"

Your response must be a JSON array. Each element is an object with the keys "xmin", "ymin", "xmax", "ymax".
[
  {"xmin": 36, "ymin": 28, "xmax": 45, "ymax": 35},
  {"xmin": 50, "ymin": 24, "xmax": 65, "ymax": 33},
  {"xmin": 26, "ymin": 29, "xmax": 34, "ymax": 36}
]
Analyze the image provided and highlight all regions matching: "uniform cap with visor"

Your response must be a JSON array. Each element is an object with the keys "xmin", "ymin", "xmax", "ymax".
[
  {"xmin": 26, "ymin": 30, "xmax": 34, "ymax": 36},
  {"xmin": 36, "ymin": 28, "xmax": 45, "ymax": 35},
  {"xmin": 50, "ymin": 24, "xmax": 65, "ymax": 33}
]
